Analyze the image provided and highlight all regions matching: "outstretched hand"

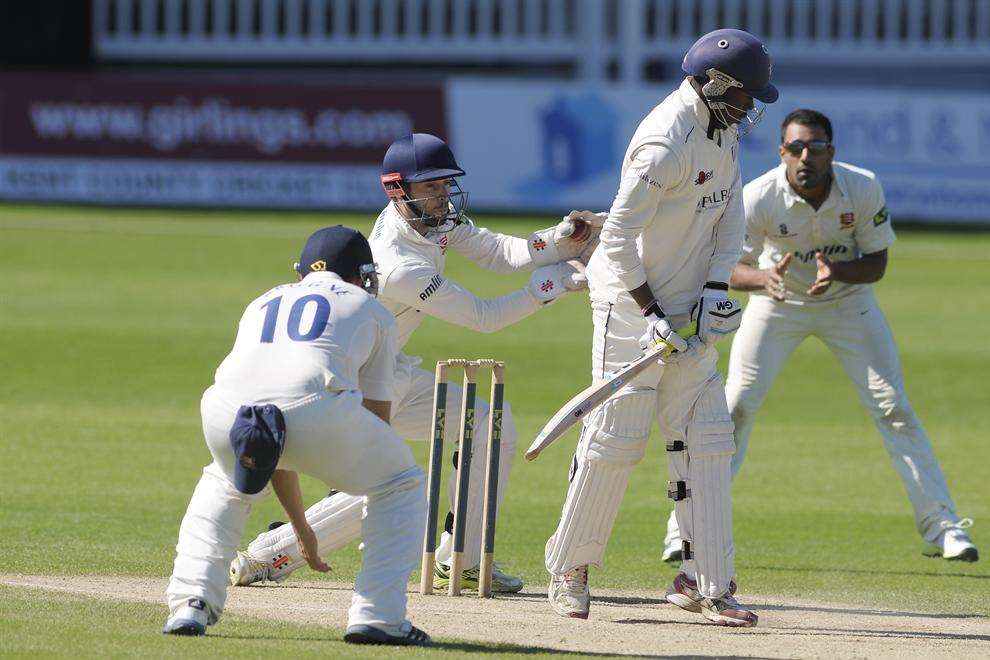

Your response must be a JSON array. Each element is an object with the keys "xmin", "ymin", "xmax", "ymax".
[
  {"xmin": 807, "ymin": 252, "xmax": 833, "ymax": 296},
  {"xmin": 764, "ymin": 252, "xmax": 792, "ymax": 301},
  {"xmin": 559, "ymin": 210, "xmax": 607, "ymax": 242},
  {"xmin": 295, "ymin": 523, "xmax": 330, "ymax": 573}
]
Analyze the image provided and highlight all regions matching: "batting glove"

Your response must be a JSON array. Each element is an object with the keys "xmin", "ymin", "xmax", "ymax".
[
  {"xmin": 638, "ymin": 301, "xmax": 689, "ymax": 354},
  {"xmin": 691, "ymin": 282, "xmax": 743, "ymax": 345}
]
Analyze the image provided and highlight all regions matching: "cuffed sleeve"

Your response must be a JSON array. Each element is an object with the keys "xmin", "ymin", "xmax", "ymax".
[
  {"xmin": 706, "ymin": 168, "xmax": 745, "ymax": 283},
  {"xmin": 448, "ymin": 217, "xmax": 534, "ymax": 273},
  {"xmin": 383, "ymin": 262, "xmax": 542, "ymax": 334},
  {"xmin": 854, "ymin": 177, "xmax": 896, "ymax": 254}
]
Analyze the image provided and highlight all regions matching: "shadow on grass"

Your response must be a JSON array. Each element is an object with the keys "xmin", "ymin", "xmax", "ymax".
[
  {"xmin": 742, "ymin": 563, "xmax": 989, "ymax": 581},
  {"xmin": 753, "ymin": 602, "xmax": 987, "ymax": 619},
  {"xmin": 737, "ymin": 626, "xmax": 990, "ymax": 643},
  {"xmin": 213, "ymin": 631, "xmax": 722, "ymax": 657}
]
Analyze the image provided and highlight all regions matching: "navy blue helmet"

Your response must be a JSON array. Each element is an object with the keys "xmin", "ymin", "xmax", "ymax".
[
  {"xmin": 381, "ymin": 133, "xmax": 468, "ymax": 231},
  {"xmin": 682, "ymin": 29, "xmax": 778, "ymax": 133},
  {"xmin": 294, "ymin": 225, "xmax": 379, "ymax": 296}
]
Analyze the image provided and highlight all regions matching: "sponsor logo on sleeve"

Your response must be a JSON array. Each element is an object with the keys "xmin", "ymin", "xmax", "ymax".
[
  {"xmin": 638, "ymin": 173, "xmax": 662, "ymax": 189},
  {"xmin": 873, "ymin": 206, "xmax": 890, "ymax": 226},
  {"xmin": 840, "ymin": 212, "xmax": 855, "ymax": 229},
  {"xmin": 419, "ymin": 274, "xmax": 444, "ymax": 301}
]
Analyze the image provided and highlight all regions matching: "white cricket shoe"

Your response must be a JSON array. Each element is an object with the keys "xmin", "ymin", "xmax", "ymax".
[
  {"xmin": 229, "ymin": 551, "xmax": 271, "ymax": 586},
  {"xmin": 923, "ymin": 518, "xmax": 979, "ymax": 562},
  {"xmin": 666, "ymin": 572, "xmax": 755, "ymax": 627},
  {"xmin": 162, "ymin": 598, "xmax": 209, "ymax": 636},
  {"xmin": 548, "ymin": 565, "xmax": 590, "ymax": 619}
]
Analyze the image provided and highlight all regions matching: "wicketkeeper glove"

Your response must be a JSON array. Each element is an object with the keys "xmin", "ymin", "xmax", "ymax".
[
  {"xmin": 691, "ymin": 282, "xmax": 743, "ymax": 345},
  {"xmin": 528, "ymin": 211, "xmax": 606, "ymax": 267},
  {"xmin": 527, "ymin": 261, "xmax": 588, "ymax": 304},
  {"xmin": 638, "ymin": 301, "xmax": 689, "ymax": 354}
]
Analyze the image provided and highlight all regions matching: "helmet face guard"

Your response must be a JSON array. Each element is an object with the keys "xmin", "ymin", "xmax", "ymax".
[
  {"xmin": 359, "ymin": 262, "xmax": 380, "ymax": 297},
  {"xmin": 701, "ymin": 67, "xmax": 766, "ymax": 138},
  {"xmin": 381, "ymin": 173, "xmax": 469, "ymax": 233}
]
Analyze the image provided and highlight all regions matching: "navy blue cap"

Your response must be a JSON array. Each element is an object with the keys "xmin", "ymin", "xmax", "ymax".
[
  {"xmin": 682, "ymin": 29, "xmax": 778, "ymax": 104},
  {"xmin": 229, "ymin": 404, "xmax": 285, "ymax": 495},
  {"xmin": 381, "ymin": 133, "xmax": 465, "ymax": 183},
  {"xmin": 296, "ymin": 225, "xmax": 374, "ymax": 279}
]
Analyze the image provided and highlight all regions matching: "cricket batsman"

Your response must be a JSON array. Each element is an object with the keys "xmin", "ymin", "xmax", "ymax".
[
  {"xmin": 164, "ymin": 226, "xmax": 431, "ymax": 645},
  {"xmin": 230, "ymin": 133, "xmax": 599, "ymax": 592},
  {"xmin": 543, "ymin": 29, "xmax": 777, "ymax": 626},
  {"xmin": 661, "ymin": 109, "xmax": 978, "ymax": 563}
]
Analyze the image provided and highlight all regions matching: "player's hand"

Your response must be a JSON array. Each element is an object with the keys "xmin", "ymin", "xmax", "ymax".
[
  {"xmin": 638, "ymin": 302, "xmax": 689, "ymax": 354},
  {"xmin": 560, "ymin": 210, "xmax": 607, "ymax": 242},
  {"xmin": 528, "ymin": 262, "xmax": 587, "ymax": 303},
  {"xmin": 807, "ymin": 252, "xmax": 833, "ymax": 296},
  {"xmin": 294, "ymin": 523, "xmax": 330, "ymax": 573},
  {"xmin": 691, "ymin": 284, "xmax": 743, "ymax": 345},
  {"xmin": 763, "ymin": 252, "xmax": 791, "ymax": 301}
]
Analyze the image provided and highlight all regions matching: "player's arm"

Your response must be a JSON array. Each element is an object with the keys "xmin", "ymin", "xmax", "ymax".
[
  {"xmin": 270, "ymin": 470, "xmax": 330, "ymax": 573},
  {"xmin": 603, "ymin": 142, "xmax": 690, "ymax": 351},
  {"xmin": 358, "ymin": 309, "xmax": 399, "ymax": 423},
  {"xmin": 808, "ymin": 178, "xmax": 894, "ymax": 295},
  {"xmin": 382, "ymin": 261, "xmax": 581, "ymax": 334},
  {"xmin": 362, "ymin": 399, "xmax": 392, "ymax": 424},
  {"xmin": 449, "ymin": 214, "xmax": 601, "ymax": 273},
  {"xmin": 706, "ymin": 168, "xmax": 746, "ymax": 289},
  {"xmin": 730, "ymin": 180, "xmax": 790, "ymax": 300}
]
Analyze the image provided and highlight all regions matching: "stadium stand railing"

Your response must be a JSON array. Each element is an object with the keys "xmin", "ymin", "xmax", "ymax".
[{"xmin": 93, "ymin": 0, "xmax": 990, "ymax": 78}]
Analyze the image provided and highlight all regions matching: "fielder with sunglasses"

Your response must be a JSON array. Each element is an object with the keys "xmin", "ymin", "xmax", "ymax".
[{"xmin": 662, "ymin": 108, "xmax": 978, "ymax": 563}]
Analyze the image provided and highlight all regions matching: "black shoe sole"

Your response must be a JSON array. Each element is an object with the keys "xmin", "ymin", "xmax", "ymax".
[{"xmin": 947, "ymin": 547, "xmax": 979, "ymax": 562}]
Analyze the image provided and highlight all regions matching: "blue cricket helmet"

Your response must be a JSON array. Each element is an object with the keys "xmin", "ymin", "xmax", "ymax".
[
  {"xmin": 682, "ymin": 28, "xmax": 778, "ymax": 104},
  {"xmin": 380, "ymin": 133, "xmax": 468, "ymax": 231},
  {"xmin": 295, "ymin": 225, "xmax": 379, "ymax": 295},
  {"xmin": 381, "ymin": 133, "xmax": 465, "ymax": 184}
]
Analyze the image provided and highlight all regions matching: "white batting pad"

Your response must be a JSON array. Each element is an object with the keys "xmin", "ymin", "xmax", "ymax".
[
  {"xmin": 545, "ymin": 387, "xmax": 654, "ymax": 575},
  {"xmin": 246, "ymin": 491, "xmax": 365, "ymax": 580},
  {"xmin": 668, "ymin": 377, "xmax": 735, "ymax": 597}
]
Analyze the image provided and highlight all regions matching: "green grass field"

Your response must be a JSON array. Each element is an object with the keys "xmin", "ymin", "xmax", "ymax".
[{"xmin": 1, "ymin": 204, "xmax": 988, "ymax": 656}]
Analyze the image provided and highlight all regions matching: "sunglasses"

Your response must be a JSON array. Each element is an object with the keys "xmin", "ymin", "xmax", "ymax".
[{"xmin": 782, "ymin": 139, "xmax": 831, "ymax": 155}]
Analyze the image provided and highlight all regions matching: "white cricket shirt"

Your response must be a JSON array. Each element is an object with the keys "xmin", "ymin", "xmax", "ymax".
[
  {"xmin": 742, "ymin": 161, "xmax": 895, "ymax": 304},
  {"xmin": 369, "ymin": 202, "xmax": 542, "ymax": 348},
  {"xmin": 586, "ymin": 78, "xmax": 745, "ymax": 315},
  {"xmin": 213, "ymin": 271, "xmax": 398, "ymax": 405}
]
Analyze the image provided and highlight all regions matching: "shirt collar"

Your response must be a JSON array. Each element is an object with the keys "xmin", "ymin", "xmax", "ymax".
[
  {"xmin": 383, "ymin": 202, "xmax": 440, "ymax": 248},
  {"xmin": 676, "ymin": 77, "xmax": 736, "ymax": 145},
  {"xmin": 302, "ymin": 270, "xmax": 344, "ymax": 283},
  {"xmin": 775, "ymin": 162, "xmax": 847, "ymax": 210}
]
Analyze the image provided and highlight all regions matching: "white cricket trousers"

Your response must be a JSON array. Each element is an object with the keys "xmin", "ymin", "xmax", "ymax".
[
  {"xmin": 245, "ymin": 360, "xmax": 517, "ymax": 577},
  {"xmin": 166, "ymin": 385, "xmax": 425, "ymax": 629},
  {"xmin": 727, "ymin": 292, "xmax": 961, "ymax": 541},
  {"xmin": 546, "ymin": 299, "xmax": 736, "ymax": 597}
]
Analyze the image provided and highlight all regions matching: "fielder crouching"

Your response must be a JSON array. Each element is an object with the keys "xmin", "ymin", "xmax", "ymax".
[
  {"xmin": 230, "ymin": 133, "xmax": 598, "ymax": 594},
  {"xmin": 164, "ymin": 226, "xmax": 431, "ymax": 646},
  {"xmin": 543, "ymin": 29, "xmax": 777, "ymax": 626}
]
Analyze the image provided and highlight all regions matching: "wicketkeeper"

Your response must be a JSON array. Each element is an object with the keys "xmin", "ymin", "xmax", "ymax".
[{"xmin": 230, "ymin": 133, "xmax": 599, "ymax": 593}]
